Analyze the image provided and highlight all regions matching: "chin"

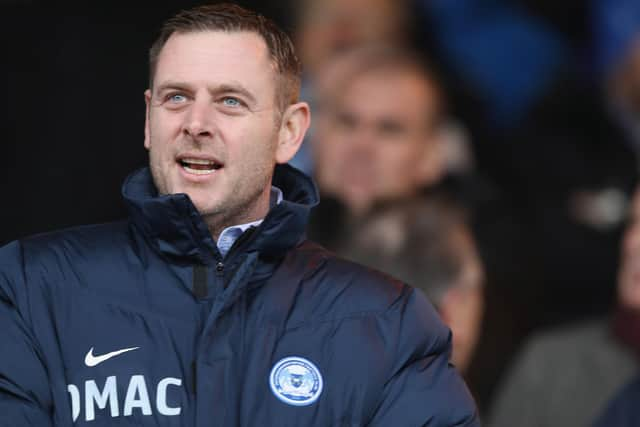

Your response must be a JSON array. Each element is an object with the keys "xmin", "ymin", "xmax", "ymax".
[{"xmin": 188, "ymin": 197, "xmax": 215, "ymax": 213}]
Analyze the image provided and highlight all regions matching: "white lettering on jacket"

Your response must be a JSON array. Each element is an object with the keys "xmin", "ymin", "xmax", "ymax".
[{"xmin": 67, "ymin": 376, "xmax": 182, "ymax": 422}]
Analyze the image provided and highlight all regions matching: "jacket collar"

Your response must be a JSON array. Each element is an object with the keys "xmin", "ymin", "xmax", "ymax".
[{"xmin": 122, "ymin": 164, "xmax": 319, "ymax": 264}]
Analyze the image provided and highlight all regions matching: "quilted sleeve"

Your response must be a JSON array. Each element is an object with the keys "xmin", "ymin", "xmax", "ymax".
[
  {"xmin": 368, "ymin": 287, "xmax": 480, "ymax": 427},
  {"xmin": 0, "ymin": 241, "xmax": 54, "ymax": 426}
]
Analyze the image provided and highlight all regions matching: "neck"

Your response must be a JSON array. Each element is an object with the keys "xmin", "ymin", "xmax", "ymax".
[{"xmin": 204, "ymin": 189, "xmax": 272, "ymax": 241}]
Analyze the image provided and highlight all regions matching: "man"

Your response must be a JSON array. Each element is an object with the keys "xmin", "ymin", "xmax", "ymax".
[
  {"xmin": 308, "ymin": 46, "xmax": 461, "ymax": 250},
  {"xmin": 487, "ymin": 186, "xmax": 640, "ymax": 427},
  {"xmin": 312, "ymin": 46, "xmax": 446, "ymax": 217},
  {"xmin": 288, "ymin": 0, "xmax": 412, "ymax": 174},
  {"xmin": 343, "ymin": 198, "xmax": 485, "ymax": 375},
  {"xmin": 0, "ymin": 4, "xmax": 478, "ymax": 426}
]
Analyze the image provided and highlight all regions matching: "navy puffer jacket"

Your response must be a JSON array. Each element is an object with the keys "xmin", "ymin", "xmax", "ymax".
[{"xmin": 0, "ymin": 164, "xmax": 479, "ymax": 426}]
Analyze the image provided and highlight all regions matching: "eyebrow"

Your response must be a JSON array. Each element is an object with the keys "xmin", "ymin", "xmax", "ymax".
[
  {"xmin": 155, "ymin": 80, "xmax": 257, "ymax": 105},
  {"xmin": 214, "ymin": 83, "xmax": 257, "ymax": 105}
]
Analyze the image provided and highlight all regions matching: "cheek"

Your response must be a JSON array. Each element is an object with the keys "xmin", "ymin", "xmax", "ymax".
[
  {"xmin": 231, "ymin": 124, "xmax": 278, "ymax": 165},
  {"xmin": 378, "ymin": 144, "xmax": 419, "ymax": 178},
  {"xmin": 328, "ymin": 142, "xmax": 351, "ymax": 173},
  {"xmin": 149, "ymin": 110, "xmax": 182, "ymax": 139},
  {"xmin": 323, "ymin": 132, "xmax": 349, "ymax": 159}
]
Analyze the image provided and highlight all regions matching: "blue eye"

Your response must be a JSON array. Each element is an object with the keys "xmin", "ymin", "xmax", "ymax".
[
  {"xmin": 222, "ymin": 97, "xmax": 241, "ymax": 107},
  {"xmin": 168, "ymin": 94, "xmax": 187, "ymax": 103}
]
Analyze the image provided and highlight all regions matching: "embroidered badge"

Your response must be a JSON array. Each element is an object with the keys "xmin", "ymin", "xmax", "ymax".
[{"xmin": 269, "ymin": 356, "xmax": 323, "ymax": 406}]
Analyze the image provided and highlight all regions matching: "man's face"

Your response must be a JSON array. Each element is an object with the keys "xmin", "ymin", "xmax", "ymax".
[
  {"xmin": 314, "ymin": 69, "xmax": 441, "ymax": 215},
  {"xmin": 144, "ymin": 31, "xmax": 282, "ymax": 230}
]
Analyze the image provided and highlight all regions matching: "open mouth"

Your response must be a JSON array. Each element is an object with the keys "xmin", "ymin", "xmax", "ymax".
[{"xmin": 178, "ymin": 157, "xmax": 223, "ymax": 175}]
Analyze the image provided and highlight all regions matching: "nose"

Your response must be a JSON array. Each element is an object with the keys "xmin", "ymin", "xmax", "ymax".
[
  {"xmin": 182, "ymin": 98, "xmax": 214, "ymax": 139},
  {"xmin": 347, "ymin": 125, "xmax": 376, "ymax": 160}
]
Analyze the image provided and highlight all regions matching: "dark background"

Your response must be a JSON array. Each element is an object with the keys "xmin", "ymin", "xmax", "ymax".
[{"xmin": 1, "ymin": 0, "xmax": 589, "ymax": 245}]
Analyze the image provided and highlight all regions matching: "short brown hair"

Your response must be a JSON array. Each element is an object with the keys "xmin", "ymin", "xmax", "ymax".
[{"xmin": 149, "ymin": 3, "xmax": 302, "ymax": 112}]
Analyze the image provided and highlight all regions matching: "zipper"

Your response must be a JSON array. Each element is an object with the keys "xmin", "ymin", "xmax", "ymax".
[
  {"xmin": 218, "ymin": 227, "xmax": 258, "ymax": 288},
  {"xmin": 192, "ymin": 264, "xmax": 208, "ymax": 299}
]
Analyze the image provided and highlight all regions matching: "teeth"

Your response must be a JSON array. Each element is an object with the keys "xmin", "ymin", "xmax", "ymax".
[
  {"xmin": 183, "ymin": 165, "xmax": 215, "ymax": 175},
  {"xmin": 182, "ymin": 158, "xmax": 215, "ymax": 165}
]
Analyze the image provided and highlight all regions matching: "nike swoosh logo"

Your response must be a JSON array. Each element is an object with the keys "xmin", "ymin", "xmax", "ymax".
[{"xmin": 84, "ymin": 346, "xmax": 140, "ymax": 367}]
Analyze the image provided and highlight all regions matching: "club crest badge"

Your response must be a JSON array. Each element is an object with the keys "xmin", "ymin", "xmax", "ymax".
[{"xmin": 269, "ymin": 356, "xmax": 323, "ymax": 406}]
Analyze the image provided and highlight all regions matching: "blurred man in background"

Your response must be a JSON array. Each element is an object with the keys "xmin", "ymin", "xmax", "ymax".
[
  {"xmin": 343, "ymin": 198, "xmax": 485, "ymax": 375},
  {"xmin": 488, "ymin": 186, "xmax": 640, "ymax": 427},
  {"xmin": 288, "ymin": 0, "xmax": 411, "ymax": 174},
  {"xmin": 314, "ymin": 47, "xmax": 445, "ymax": 215},
  {"xmin": 308, "ymin": 46, "xmax": 451, "ymax": 249}
]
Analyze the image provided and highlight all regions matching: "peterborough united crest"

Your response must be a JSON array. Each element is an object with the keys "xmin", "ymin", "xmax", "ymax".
[{"xmin": 269, "ymin": 356, "xmax": 323, "ymax": 406}]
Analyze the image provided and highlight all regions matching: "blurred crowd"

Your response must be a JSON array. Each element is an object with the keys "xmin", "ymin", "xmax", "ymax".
[{"xmin": 285, "ymin": 0, "xmax": 640, "ymax": 424}]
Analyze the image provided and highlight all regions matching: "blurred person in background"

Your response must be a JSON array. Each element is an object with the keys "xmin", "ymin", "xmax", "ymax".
[
  {"xmin": 487, "ymin": 186, "xmax": 640, "ymax": 427},
  {"xmin": 420, "ymin": 0, "xmax": 640, "ymax": 329},
  {"xmin": 307, "ymin": 46, "xmax": 453, "ymax": 249},
  {"xmin": 288, "ymin": 0, "xmax": 411, "ymax": 175},
  {"xmin": 415, "ymin": 14, "xmax": 640, "ymax": 415},
  {"xmin": 313, "ymin": 46, "xmax": 445, "ymax": 215},
  {"xmin": 342, "ymin": 198, "xmax": 485, "ymax": 376}
]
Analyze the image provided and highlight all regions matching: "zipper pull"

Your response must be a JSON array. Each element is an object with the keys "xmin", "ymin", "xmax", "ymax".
[{"xmin": 216, "ymin": 261, "xmax": 224, "ymax": 276}]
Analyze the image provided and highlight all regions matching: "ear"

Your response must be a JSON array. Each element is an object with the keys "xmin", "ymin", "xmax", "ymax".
[
  {"xmin": 144, "ymin": 89, "xmax": 152, "ymax": 150},
  {"xmin": 275, "ymin": 101, "xmax": 311, "ymax": 164}
]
